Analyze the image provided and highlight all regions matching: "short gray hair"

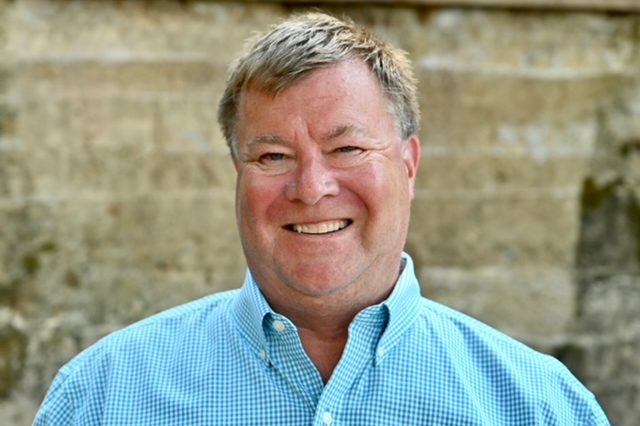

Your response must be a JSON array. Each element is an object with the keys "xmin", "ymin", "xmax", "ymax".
[{"xmin": 217, "ymin": 12, "xmax": 420, "ymax": 157}]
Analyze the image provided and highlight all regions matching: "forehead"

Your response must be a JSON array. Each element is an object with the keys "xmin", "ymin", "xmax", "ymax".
[{"xmin": 235, "ymin": 61, "xmax": 396, "ymax": 143}]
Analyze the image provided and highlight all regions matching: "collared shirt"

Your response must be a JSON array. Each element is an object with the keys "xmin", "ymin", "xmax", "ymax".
[{"xmin": 34, "ymin": 254, "xmax": 609, "ymax": 425}]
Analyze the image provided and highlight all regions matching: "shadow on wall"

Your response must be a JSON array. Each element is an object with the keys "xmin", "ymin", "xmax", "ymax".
[{"xmin": 558, "ymin": 93, "xmax": 640, "ymax": 426}]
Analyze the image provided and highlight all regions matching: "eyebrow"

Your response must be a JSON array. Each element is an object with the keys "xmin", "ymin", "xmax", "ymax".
[
  {"xmin": 246, "ymin": 124, "xmax": 373, "ymax": 149},
  {"xmin": 246, "ymin": 134, "xmax": 286, "ymax": 149},
  {"xmin": 322, "ymin": 124, "xmax": 373, "ymax": 142}
]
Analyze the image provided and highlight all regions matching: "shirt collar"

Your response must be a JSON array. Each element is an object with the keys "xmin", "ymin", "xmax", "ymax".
[
  {"xmin": 230, "ymin": 252, "xmax": 422, "ymax": 356},
  {"xmin": 377, "ymin": 252, "xmax": 422, "ymax": 360},
  {"xmin": 231, "ymin": 270, "xmax": 274, "ymax": 353}
]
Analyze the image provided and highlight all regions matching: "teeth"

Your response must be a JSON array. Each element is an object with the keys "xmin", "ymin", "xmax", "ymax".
[{"xmin": 292, "ymin": 220, "xmax": 349, "ymax": 234}]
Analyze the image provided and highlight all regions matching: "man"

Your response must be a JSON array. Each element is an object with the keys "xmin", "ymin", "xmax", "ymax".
[{"xmin": 35, "ymin": 12, "xmax": 609, "ymax": 425}]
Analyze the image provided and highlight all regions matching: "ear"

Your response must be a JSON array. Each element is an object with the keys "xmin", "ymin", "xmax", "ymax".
[
  {"xmin": 401, "ymin": 135, "xmax": 421, "ymax": 199},
  {"xmin": 231, "ymin": 147, "xmax": 242, "ymax": 173}
]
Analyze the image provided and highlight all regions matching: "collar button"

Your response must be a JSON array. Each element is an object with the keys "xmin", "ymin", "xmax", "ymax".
[{"xmin": 272, "ymin": 320, "xmax": 286, "ymax": 332}]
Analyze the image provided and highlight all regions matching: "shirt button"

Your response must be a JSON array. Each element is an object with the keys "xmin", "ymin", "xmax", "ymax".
[
  {"xmin": 259, "ymin": 350, "xmax": 267, "ymax": 361},
  {"xmin": 322, "ymin": 411, "xmax": 333, "ymax": 425},
  {"xmin": 272, "ymin": 320, "xmax": 286, "ymax": 332}
]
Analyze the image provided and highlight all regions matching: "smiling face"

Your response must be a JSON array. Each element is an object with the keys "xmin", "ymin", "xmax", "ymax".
[{"xmin": 233, "ymin": 61, "xmax": 420, "ymax": 311}]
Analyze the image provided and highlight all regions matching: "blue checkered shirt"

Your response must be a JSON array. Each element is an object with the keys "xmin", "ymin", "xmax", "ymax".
[{"xmin": 34, "ymin": 254, "xmax": 609, "ymax": 425}]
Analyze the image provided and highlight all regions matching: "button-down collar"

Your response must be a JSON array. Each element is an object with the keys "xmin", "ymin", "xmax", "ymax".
[{"xmin": 230, "ymin": 253, "xmax": 422, "ymax": 366}]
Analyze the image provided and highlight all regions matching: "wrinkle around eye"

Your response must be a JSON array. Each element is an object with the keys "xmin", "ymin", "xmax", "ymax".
[
  {"xmin": 328, "ymin": 145, "xmax": 370, "ymax": 167},
  {"xmin": 252, "ymin": 152, "xmax": 295, "ymax": 174}
]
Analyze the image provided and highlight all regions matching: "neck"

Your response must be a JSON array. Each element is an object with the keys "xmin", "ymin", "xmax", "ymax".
[
  {"xmin": 271, "ymin": 277, "xmax": 397, "ymax": 384},
  {"xmin": 268, "ymin": 297, "xmax": 355, "ymax": 384},
  {"xmin": 298, "ymin": 323, "xmax": 349, "ymax": 384},
  {"xmin": 262, "ymin": 257, "xmax": 404, "ymax": 383}
]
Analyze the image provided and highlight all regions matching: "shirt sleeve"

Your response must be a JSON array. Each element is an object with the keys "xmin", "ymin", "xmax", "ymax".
[
  {"xmin": 588, "ymin": 396, "xmax": 612, "ymax": 426},
  {"xmin": 33, "ymin": 371, "xmax": 75, "ymax": 426}
]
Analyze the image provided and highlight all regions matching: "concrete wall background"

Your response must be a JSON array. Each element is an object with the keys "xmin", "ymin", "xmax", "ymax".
[{"xmin": 0, "ymin": 1, "xmax": 638, "ymax": 424}]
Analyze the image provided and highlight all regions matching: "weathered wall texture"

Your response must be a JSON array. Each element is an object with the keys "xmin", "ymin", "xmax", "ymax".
[{"xmin": 0, "ymin": 1, "xmax": 638, "ymax": 424}]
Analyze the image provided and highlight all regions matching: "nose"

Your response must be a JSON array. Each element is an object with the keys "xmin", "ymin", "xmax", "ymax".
[{"xmin": 285, "ymin": 153, "xmax": 339, "ymax": 205}]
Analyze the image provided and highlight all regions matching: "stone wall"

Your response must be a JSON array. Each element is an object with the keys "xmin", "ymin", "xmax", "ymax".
[{"xmin": 0, "ymin": 1, "xmax": 638, "ymax": 424}]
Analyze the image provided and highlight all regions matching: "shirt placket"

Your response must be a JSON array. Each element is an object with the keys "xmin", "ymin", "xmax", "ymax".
[
  {"xmin": 312, "ymin": 307, "xmax": 388, "ymax": 426},
  {"xmin": 264, "ymin": 314, "xmax": 325, "ymax": 411}
]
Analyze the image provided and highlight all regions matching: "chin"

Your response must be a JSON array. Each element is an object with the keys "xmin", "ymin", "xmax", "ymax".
[
  {"xmin": 289, "ymin": 281, "xmax": 352, "ymax": 299},
  {"xmin": 280, "ymin": 265, "xmax": 355, "ymax": 297}
]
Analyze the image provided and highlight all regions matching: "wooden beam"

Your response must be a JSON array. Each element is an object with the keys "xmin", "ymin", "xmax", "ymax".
[{"xmin": 274, "ymin": 0, "xmax": 640, "ymax": 12}]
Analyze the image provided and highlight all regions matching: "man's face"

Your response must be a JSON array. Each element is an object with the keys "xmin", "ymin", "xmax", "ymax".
[{"xmin": 233, "ymin": 61, "xmax": 420, "ymax": 304}]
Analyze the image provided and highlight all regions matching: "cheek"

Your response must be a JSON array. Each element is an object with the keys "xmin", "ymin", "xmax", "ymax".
[
  {"xmin": 237, "ymin": 174, "xmax": 286, "ymax": 226},
  {"xmin": 348, "ymin": 162, "xmax": 413, "ymax": 226},
  {"xmin": 351, "ymin": 161, "xmax": 409, "ymax": 200}
]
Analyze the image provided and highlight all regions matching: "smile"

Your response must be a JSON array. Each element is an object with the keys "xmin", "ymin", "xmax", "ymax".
[{"xmin": 288, "ymin": 219, "xmax": 351, "ymax": 235}]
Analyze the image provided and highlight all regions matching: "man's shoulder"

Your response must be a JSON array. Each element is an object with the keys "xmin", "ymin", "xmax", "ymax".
[
  {"xmin": 412, "ymin": 297, "xmax": 608, "ymax": 422},
  {"xmin": 34, "ymin": 289, "xmax": 244, "ymax": 424},
  {"xmin": 415, "ymin": 297, "xmax": 563, "ymax": 370},
  {"xmin": 57, "ymin": 289, "xmax": 241, "ymax": 382},
  {"xmin": 124, "ymin": 288, "xmax": 240, "ymax": 331}
]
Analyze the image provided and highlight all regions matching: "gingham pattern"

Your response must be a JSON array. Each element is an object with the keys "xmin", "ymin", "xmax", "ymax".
[{"xmin": 34, "ymin": 254, "xmax": 610, "ymax": 425}]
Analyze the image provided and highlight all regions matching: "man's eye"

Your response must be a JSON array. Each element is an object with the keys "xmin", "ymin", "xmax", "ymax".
[
  {"xmin": 334, "ymin": 146, "xmax": 362, "ymax": 154},
  {"xmin": 259, "ymin": 153, "xmax": 286, "ymax": 163}
]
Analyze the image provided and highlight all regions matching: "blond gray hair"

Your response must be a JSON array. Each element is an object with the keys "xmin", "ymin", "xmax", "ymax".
[{"xmin": 217, "ymin": 12, "xmax": 420, "ymax": 157}]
